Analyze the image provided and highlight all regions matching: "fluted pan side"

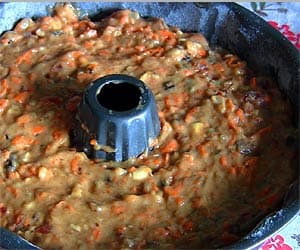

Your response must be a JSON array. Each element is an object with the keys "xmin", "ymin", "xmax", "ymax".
[{"xmin": 71, "ymin": 74, "xmax": 160, "ymax": 162}]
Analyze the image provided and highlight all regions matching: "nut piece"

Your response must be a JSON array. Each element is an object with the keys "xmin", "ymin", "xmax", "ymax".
[
  {"xmin": 190, "ymin": 122, "xmax": 205, "ymax": 137},
  {"xmin": 132, "ymin": 166, "xmax": 152, "ymax": 181},
  {"xmin": 185, "ymin": 40, "xmax": 205, "ymax": 57},
  {"xmin": 70, "ymin": 224, "xmax": 81, "ymax": 232},
  {"xmin": 114, "ymin": 167, "xmax": 127, "ymax": 176},
  {"xmin": 165, "ymin": 48, "xmax": 186, "ymax": 61},
  {"xmin": 38, "ymin": 167, "xmax": 48, "ymax": 180},
  {"xmin": 71, "ymin": 184, "xmax": 83, "ymax": 198}
]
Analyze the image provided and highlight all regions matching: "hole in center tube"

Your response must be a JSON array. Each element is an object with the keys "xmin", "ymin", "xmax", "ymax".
[{"xmin": 97, "ymin": 82, "xmax": 141, "ymax": 112}]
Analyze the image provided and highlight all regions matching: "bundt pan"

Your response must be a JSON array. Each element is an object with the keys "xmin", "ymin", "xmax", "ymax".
[{"xmin": 0, "ymin": 2, "xmax": 299, "ymax": 250}]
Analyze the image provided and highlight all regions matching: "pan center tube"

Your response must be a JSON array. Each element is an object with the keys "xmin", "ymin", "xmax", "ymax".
[
  {"xmin": 97, "ymin": 82, "xmax": 141, "ymax": 112},
  {"xmin": 71, "ymin": 74, "xmax": 161, "ymax": 162}
]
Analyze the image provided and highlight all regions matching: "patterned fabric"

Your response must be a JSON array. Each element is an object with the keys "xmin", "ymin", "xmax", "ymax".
[
  {"xmin": 239, "ymin": 2, "xmax": 300, "ymax": 49},
  {"xmin": 238, "ymin": 3, "xmax": 299, "ymax": 249},
  {"xmin": 250, "ymin": 215, "xmax": 300, "ymax": 250}
]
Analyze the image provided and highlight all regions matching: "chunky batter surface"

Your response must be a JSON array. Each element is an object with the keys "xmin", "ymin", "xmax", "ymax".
[{"xmin": 0, "ymin": 4, "xmax": 297, "ymax": 249}]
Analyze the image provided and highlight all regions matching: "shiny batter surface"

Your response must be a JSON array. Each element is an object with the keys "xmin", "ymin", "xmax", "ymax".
[{"xmin": 0, "ymin": 4, "xmax": 297, "ymax": 249}]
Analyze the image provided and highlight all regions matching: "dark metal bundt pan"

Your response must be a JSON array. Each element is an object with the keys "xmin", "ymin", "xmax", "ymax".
[{"xmin": 0, "ymin": 2, "xmax": 299, "ymax": 250}]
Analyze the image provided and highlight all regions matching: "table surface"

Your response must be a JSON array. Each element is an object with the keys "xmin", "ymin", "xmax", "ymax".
[
  {"xmin": 238, "ymin": 3, "xmax": 299, "ymax": 249},
  {"xmin": 239, "ymin": 2, "xmax": 300, "ymax": 50},
  {"xmin": 252, "ymin": 214, "xmax": 300, "ymax": 250}
]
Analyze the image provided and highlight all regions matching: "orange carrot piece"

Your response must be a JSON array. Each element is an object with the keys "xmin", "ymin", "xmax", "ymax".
[
  {"xmin": 111, "ymin": 203, "xmax": 126, "ymax": 215},
  {"xmin": 235, "ymin": 108, "xmax": 245, "ymax": 123},
  {"xmin": 184, "ymin": 107, "xmax": 198, "ymax": 123},
  {"xmin": 98, "ymin": 49, "xmax": 111, "ymax": 56},
  {"xmin": 40, "ymin": 96, "xmax": 63, "ymax": 105},
  {"xmin": 160, "ymin": 139, "xmax": 179, "ymax": 154},
  {"xmin": 152, "ymin": 33, "xmax": 159, "ymax": 40},
  {"xmin": 228, "ymin": 117, "xmax": 238, "ymax": 131},
  {"xmin": 17, "ymin": 114, "xmax": 31, "ymax": 125},
  {"xmin": 143, "ymin": 156, "xmax": 162, "ymax": 167},
  {"xmin": 0, "ymin": 79, "xmax": 8, "ymax": 97},
  {"xmin": 69, "ymin": 50, "xmax": 83, "ymax": 59},
  {"xmin": 31, "ymin": 125, "xmax": 46, "ymax": 136},
  {"xmin": 11, "ymin": 76, "xmax": 22, "ymax": 84},
  {"xmin": 164, "ymin": 182, "xmax": 183, "ymax": 197},
  {"xmin": 245, "ymin": 156, "xmax": 258, "ymax": 168},
  {"xmin": 45, "ymin": 143, "xmax": 53, "ymax": 154},
  {"xmin": 183, "ymin": 69, "xmax": 194, "ymax": 77},
  {"xmin": 14, "ymin": 91, "xmax": 30, "ymax": 104},
  {"xmin": 7, "ymin": 171, "xmax": 20, "ymax": 179},
  {"xmin": 0, "ymin": 99, "xmax": 8, "ymax": 112},
  {"xmin": 175, "ymin": 197, "xmax": 185, "ymax": 206},
  {"xmin": 52, "ymin": 129, "xmax": 63, "ymax": 140},
  {"xmin": 84, "ymin": 40, "xmax": 93, "ymax": 49},
  {"xmin": 23, "ymin": 217, "xmax": 31, "ymax": 227},
  {"xmin": 70, "ymin": 156, "xmax": 81, "ymax": 175},
  {"xmin": 250, "ymin": 77, "xmax": 257, "ymax": 89},
  {"xmin": 66, "ymin": 96, "xmax": 81, "ymax": 112},
  {"xmin": 158, "ymin": 29, "xmax": 175, "ymax": 39},
  {"xmin": 15, "ymin": 50, "xmax": 33, "ymax": 65},
  {"xmin": 164, "ymin": 92, "xmax": 188, "ymax": 108},
  {"xmin": 228, "ymin": 167, "xmax": 237, "ymax": 175},
  {"xmin": 117, "ymin": 15, "xmax": 127, "ymax": 25},
  {"xmin": 36, "ymin": 191, "xmax": 47, "ymax": 201},
  {"xmin": 183, "ymin": 153, "xmax": 194, "ymax": 164},
  {"xmin": 183, "ymin": 220, "xmax": 194, "ymax": 231},
  {"xmin": 90, "ymin": 139, "xmax": 97, "ymax": 146},
  {"xmin": 214, "ymin": 63, "xmax": 224, "ymax": 73},
  {"xmin": 228, "ymin": 133, "xmax": 236, "ymax": 146},
  {"xmin": 198, "ymin": 49, "xmax": 208, "ymax": 58},
  {"xmin": 196, "ymin": 144, "xmax": 209, "ymax": 158},
  {"xmin": 7, "ymin": 187, "xmax": 19, "ymax": 197},
  {"xmin": 92, "ymin": 227, "xmax": 102, "ymax": 241},
  {"xmin": 264, "ymin": 94, "xmax": 272, "ymax": 103},
  {"xmin": 226, "ymin": 99, "xmax": 235, "ymax": 112},
  {"xmin": 146, "ymin": 47, "xmax": 164, "ymax": 56},
  {"xmin": 76, "ymin": 72, "xmax": 93, "ymax": 83},
  {"xmin": 135, "ymin": 45, "xmax": 145, "ymax": 52},
  {"xmin": 219, "ymin": 155, "xmax": 228, "ymax": 167},
  {"xmin": 28, "ymin": 73, "xmax": 37, "ymax": 82},
  {"xmin": 11, "ymin": 135, "xmax": 35, "ymax": 148}
]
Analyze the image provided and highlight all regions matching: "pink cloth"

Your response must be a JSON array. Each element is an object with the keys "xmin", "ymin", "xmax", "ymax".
[{"xmin": 240, "ymin": 2, "xmax": 300, "ymax": 49}]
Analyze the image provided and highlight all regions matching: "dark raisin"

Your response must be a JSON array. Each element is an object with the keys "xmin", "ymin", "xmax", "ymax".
[
  {"xmin": 236, "ymin": 139, "xmax": 255, "ymax": 155},
  {"xmin": 4, "ymin": 154, "xmax": 18, "ymax": 172},
  {"xmin": 52, "ymin": 30, "xmax": 64, "ymax": 36},
  {"xmin": 163, "ymin": 81, "xmax": 175, "ymax": 91},
  {"xmin": 87, "ymin": 68, "xmax": 94, "ymax": 74},
  {"xmin": 35, "ymin": 223, "xmax": 51, "ymax": 234},
  {"xmin": 181, "ymin": 55, "xmax": 192, "ymax": 63},
  {"xmin": 0, "ymin": 206, "xmax": 7, "ymax": 216},
  {"xmin": 104, "ymin": 175, "xmax": 112, "ymax": 183},
  {"xmin": 244, "ymin": 91, "xmax": 265, "ymax": 106}
]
